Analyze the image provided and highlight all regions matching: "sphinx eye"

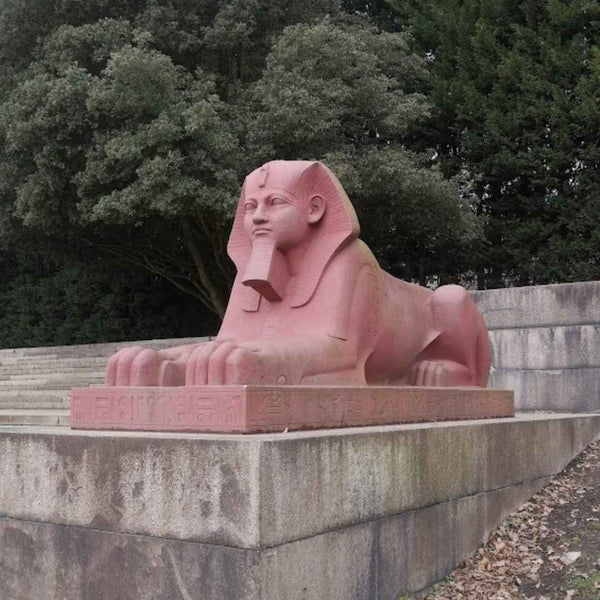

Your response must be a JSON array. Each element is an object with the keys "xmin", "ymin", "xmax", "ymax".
[
  {"xmin": 271, "ymin": 196, "xmax": 288, "ymax": 206},
  {"xmin": 244, "ymin": 202, "xmax": 257, "ymax": 211}
]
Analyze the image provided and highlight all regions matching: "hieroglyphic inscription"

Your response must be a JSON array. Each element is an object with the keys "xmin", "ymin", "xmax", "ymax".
[
  {"xmin": 71, "ymin": 386, "xmax": 514, "ymax": 433},
  {"xmin": 71, "ymin": 387, "xmax": 246, "ymax": 431},
  {"xmin": 248, "ymin": 391, "xmax": 288, "ymax": 427},
  {"xmin": 93, "ymin": 396, "xmax": 111, "ymax": 421}
]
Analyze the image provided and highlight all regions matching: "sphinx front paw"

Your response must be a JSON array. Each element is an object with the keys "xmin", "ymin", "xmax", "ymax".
[{"xmin": 185, "ymin": 341, "xmax": 284, "ymax": 385}]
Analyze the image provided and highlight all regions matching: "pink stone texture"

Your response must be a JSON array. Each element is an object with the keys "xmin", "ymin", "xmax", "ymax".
[
  {"xmin": 71, "ymin": 386, "xmax": 514, "ymax": 433},
  {"xmin": 103, "ymin": 160, "xmax": 492, "ymax": 389}
]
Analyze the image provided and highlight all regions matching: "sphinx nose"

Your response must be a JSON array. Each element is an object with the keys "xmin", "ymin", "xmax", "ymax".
[{"xmin": 252, "ymin": 207, "xmax": 268, "ymax": 224}]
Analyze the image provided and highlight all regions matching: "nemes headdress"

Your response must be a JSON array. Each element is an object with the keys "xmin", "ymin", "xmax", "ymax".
[{"xmin": 228, "ymin": 160, "xmax": 360, "ymax": 311}]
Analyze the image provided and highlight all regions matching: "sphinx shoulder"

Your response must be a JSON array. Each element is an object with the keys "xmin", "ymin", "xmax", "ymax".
[
  {"xmin": 326, "ymin": 237, "xmax": 380, "ymax": 274},
  {"xmin": 313, "ymin": 238, "xmax": 382, "ymax": 307}
]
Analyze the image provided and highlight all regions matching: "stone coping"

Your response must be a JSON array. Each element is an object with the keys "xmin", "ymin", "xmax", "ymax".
[{"xmin": 471, "ymin": 280, "xmax": 600, "ymax": 329}]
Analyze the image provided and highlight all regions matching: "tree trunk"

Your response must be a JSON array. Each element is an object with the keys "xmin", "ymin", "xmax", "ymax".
[{"xmin": 182, "ymin": 219, "xmax": 229, "ymax": 319}]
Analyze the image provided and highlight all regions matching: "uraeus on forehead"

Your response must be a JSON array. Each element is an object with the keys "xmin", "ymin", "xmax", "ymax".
[
  {"xmin": 244, "ymin": 160, "xmax": 316, "ymax": 197},
  {"xmin": 257, "ymin": 166, "xmax": 269, "ymax": 188}
]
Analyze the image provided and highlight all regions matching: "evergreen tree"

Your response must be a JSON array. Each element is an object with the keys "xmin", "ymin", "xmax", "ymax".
[{"xmin": 389, "ymin": 0, "xmax": 600, "ymax": 287}]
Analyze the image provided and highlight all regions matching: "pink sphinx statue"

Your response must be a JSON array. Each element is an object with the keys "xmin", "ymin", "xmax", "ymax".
[{"xmin": 105, "ymin": 161, "xmax": 491, "ymax": 388}]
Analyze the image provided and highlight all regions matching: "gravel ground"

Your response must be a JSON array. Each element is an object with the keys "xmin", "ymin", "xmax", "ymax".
[{"xmin": 422, "ymin": 439, "xmax": 600, "ymax": 600}]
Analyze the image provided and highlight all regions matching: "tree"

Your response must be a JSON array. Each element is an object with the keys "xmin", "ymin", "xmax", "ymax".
[
  {"xmin": 388, "ymin": 0, "xmax": 600, "ymax": 287},
  {"xmin": 0, "ymin": 239, "xmax": 218, "ymax": 349},
  {"xmin": 0, "ymin": 19, "xmax": 242, "ymax": 317},
  {"xmin": 248, "ymin": 18, "xmax": 479, "ymax": 283},
  {"xmin": 0, "ymin": 0, "xmax": 477, "ymax": 338}
]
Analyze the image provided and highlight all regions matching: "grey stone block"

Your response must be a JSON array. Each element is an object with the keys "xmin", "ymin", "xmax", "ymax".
[
  {"xmin": 471, "ymin": 280, "xmax": 600, "ymax": 329},
  {"xmin": 261, "ymin": 477, "xmax": 549, "ymax": 599},
  {"xmin": 0, "ymin": 429, "xmax": 262, "ymax": 549},
  {"xmin": 0, "ymin": 517, "xmax": 260, "ymax": 600},
  {"xmin": 490, "ymin": 368, "xmax": 600, "ymax": 412},
  {"xmin": 0, "ymin": 477, "xmax": 551, "ymax": 600},
  {"xmin": 489, "ymin": 325, "xmax": 600, "ymax": 370}
]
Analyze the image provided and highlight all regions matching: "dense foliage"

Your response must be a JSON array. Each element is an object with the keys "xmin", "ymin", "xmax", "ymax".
[
  {"xmin": 389, "ymin": 0, "xmax": 600, "ymax": 287},
  {"xmin": 0, "ymin": 243, "xmax": 217, "ymax": 348},
  {"xmin": 0, "ymin": 0, "xmax": 597, "ymax": 347}
]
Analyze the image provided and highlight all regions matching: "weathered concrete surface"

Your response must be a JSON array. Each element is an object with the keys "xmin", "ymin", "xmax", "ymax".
[
  {"xmin": 258, "ymin": 477, "xmax": 550, "ymax": 599},
  {"xmin": 0, "ymin": 478, "xmax": 547, "ymax": 600},
  {"xmin": 1, "ymin": 414, "xmax": 600, "ymax": 599},
  {"xmin": 471, "ymin": 280, "xmax": 600, "ymax": 329},
  {"xmin": 0, "ymin": 516, "xmax": 259, "ymax": 600},
  {"xmin": 256, "ymin": 414, "xmax": 597, "ymax": 547},
  {"xmin": 0, "ymin": 428, "xmax": 262, "ymax": 549}
]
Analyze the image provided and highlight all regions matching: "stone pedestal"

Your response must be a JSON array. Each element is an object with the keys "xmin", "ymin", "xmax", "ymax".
[
  {"xmin": 2, "ymin": 412, "xmax": 600, "ymax": 599},
  {"xmin": 71, "ymin": 385, "xmax": 514, "ymax": 433}
]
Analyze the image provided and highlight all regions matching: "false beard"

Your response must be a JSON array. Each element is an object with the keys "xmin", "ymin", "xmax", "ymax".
[{"xmin": 242, "ymin": 238, "xmax": 289, "ymax": 302}]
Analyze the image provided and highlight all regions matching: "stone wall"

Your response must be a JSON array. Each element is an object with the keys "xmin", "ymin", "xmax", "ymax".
[{"xmin": 471, "ymin": 281, "xmax": 600, "ymax": 412}]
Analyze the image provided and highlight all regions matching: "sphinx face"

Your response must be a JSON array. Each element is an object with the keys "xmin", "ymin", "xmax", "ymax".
[{"xmin": 242, "ymin": 188, "xmax": 311, "ymax": 251}]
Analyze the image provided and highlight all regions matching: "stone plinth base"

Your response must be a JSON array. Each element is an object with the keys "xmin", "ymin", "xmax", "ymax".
[
  {"xmin": 70, "ymin": 385, "xmax": 514, "ymax": 433},
  {"xmin": 1, "ymin": 413, "xmax": 600, "ymax": 599}
]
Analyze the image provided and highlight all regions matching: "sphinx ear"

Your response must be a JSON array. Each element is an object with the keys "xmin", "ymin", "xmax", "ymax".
[{"xmin": 308, "ymin": 194, "xmax": 326, "ymax": 224}]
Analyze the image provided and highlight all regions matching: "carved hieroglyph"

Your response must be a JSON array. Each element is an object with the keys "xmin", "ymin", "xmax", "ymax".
[{"xmin": 105, "ymin": 161, "xmax": 491, "ymax": 388}]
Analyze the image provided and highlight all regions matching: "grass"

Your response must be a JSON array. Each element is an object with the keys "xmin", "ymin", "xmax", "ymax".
[{"xmin": 568, "ymin": 569, "xmax": 600, "ymax": 599}]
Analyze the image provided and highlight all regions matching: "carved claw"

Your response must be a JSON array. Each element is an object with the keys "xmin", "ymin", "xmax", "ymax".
[
  {"xmin": 409, "ymin": 360, "xmax": 448, "ymax": 387},
  {"xmin": 185, "ymin": 341, "xmax": 278, "ymax": 385},
  {"xmin": 105, "ymin": 346, "xmax": 186, "ymax": 386}
]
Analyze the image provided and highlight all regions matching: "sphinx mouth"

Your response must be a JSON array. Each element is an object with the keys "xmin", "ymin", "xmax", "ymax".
[{"xmin": 252, "ymin": 228, "xmax": 272, "ymax": 235}]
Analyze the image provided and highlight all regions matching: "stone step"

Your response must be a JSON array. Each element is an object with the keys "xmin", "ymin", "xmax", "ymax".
[
  {"xmin": 0, "ymin": 337, "xmax": 213, "ymax": 424},
  {"xmin": 0, "ymin": 357, "xmax": 108, "ymax": 368},
  {"xmin": 0, "ymin": 409, "xmax": 70, "ymax": 426},
  {"xmin": 0, "ymin": 391, "xmax": 69, "ymax": 408},
  {"xmin": 49, "ymin": 338, "xmax": 207, "ymax": 357},
  {"xmin": 0, "ymin": 379, "xmax": 103, "ymax": 391},
  {"xmin": 0, "ymin": 399, "xmax": 68, "ymax": 409},
  {"xmin": 2, "ymin": 371, "xmax": 105, "ymax": 381},
  {"xmin": 0, "ymin": 389, "xmax": 67, "ymax": 397},
  {"xmin": 0, "ymin": 337, "xmax": 209, "ymax": 359},
  {"xmin": 0, "ymin": 365, "xmax": 105, "ymax": 376}
]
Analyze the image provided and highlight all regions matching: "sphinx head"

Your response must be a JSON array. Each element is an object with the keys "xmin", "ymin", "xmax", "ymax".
[
  {"xmin": 228, "ymin": 161, "xmax": 360, "ymax": 309},
  {"xmin": 241, "ymin": 162, "xmax": 326, "ymax": 251}
]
